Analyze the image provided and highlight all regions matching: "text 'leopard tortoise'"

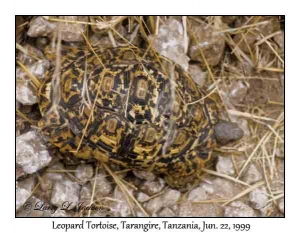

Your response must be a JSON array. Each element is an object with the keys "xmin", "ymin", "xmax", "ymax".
[{"xmin": 38, "ymin": 45, "xmax": 243, "ymax": 188}]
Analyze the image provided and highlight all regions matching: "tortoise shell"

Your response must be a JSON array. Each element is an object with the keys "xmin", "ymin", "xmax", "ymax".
[{"xmin": 38, "ymin": 45, "xmax": 219, "ymax": 188}]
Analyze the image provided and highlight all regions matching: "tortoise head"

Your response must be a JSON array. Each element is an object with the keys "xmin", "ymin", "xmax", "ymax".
[{"xmin": 214, "ymin": 120, "xmax": 244, "ymax": 146}]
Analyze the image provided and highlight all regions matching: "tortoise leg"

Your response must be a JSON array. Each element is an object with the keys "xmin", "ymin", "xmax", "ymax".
[{"xmin": 162, "ymin": 149, "xmax": 212, "ymax": 189}]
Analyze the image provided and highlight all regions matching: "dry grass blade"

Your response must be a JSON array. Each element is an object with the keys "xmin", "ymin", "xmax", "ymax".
[
  {"xmin": 187, "ymin": 19, "xmax": 215, "ymax": 83},
  {"xmin": 217, "ymin": 20, "xmax": 269, "ymax": 34},
  {"xmin": 102, "ymin": 163, "xmax": 149, "ymax": 217},
  {"xmin": 222, "ymin": 181, "xmax": 265, "ymax": 206},
  {"xmin": 237, "ymin": 132, "xmax": 269, "ymax": 179},
  {"xmin": 202, "ymin": 168, "xmax": 250, "ymax": 187},
  {"xmin": 225, "ymin": 35, "xmax": 254, "ymax": 67},
  {"xmin": 228, "ymin": 109, "xmax": 276, "ymax": 122},
  {"xmin": 88, "ymin": 162, "xmax": 99, "ymax": 217},
  {"xmin": 16, "ymin": 109, "xmax": 37, "ymax": 125},
  {"xmin": 16, "ymin": 43, "xmax": 41, "ymax": 61},
  {"xmin": 74, "ymin": 33, "xmax": 107, "ymax": 154},
  {"xmin": 187, "ymin": 86, "xmax": 218, "ymax": 106},
  {"xmin": 44, "ymin": 16, "xmax": 98, "ymax": 26},
  {"xmin": 94, "ymin": 16, "xmax": 127, "ymax": 30},
  {"xmin": 17, "ymin": 61, "xmax": 41, "ymax": 90},
  {"xmin": 192, "ymin": 199, "xmax": 229, "ymax": 204},
  {"xmin": 262, "ymin": 36, "xmax": 284, "ymax": 64},
  {"xmin": 237, "ymin": 112, "xmax": 283, "ymax": 179}
]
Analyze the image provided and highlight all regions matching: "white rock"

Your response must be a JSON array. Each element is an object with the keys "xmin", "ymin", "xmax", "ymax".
[
  {"xmin": 158, "ymin": 207, "xmax": 176, "ymax": 217},
  {"xmin": 79, "ymin": 184, "xmax": 92, "ymax": 203},
  {"xmin": 92, "ymin": 172, "xmax": 112, "ymax": 197},
  {"xmin": 161, "ymin": 189, "xmax": 181, "ymax": 207},
  {"xmin": 16, "ymin": 131, "xmax": 51, "ymax": 174},
  {"xmin": 149, "ymin": 19, "xmax": 190, "ymax": 71},
  {"xmin": 75, "ymin": 164, "xmax": 93, "ymax": 183},
  {"xmin": 27, "ymin": 16, "xmax": 56, "ymax": 37},
  {"xmin": 216, "ymin": 156, "xmax": 235, "ymax": 176},
  {"xmin": 188, "ymin": 64, "xmax": 207, "ymax": 87},
  {"xmin": 249, "ymin": 187, "xmax": 268, "ymax": 210},
  {"xmin": 16, "ymin": 186, "xmax": 31, "ymax": 211},
  {"xmin": 241, "ymin": 164, "xmax": 263, "ymax": 185},
  {"xmin": 188, "ymin": 187, "xmax": 207, "ymax": 202},
  {"xmin": 140, "ymin": 178, "xmax": 165, "ymax": 195},
  {"xmin": 224, "ymin": 201, "xmax": 256, "ymax": 217},
  {"xmin": 112, "ymin": 186, "xmax": 133, "ymax": 217},
  {"xmin": 16, "ymin": 82, "xmax": 38, "ymax": 105},
  {"xmin": 50, "ymin": 180, "xmax": 80, "ymax": 209},
  {"xmin": 278, "ymin": 198, "xmax": 284, "ymax": 214},
  {"xmin": 136, "ymin": 192, "xmax": 150, "ymax": 203},
  {"xmin": 145, "ymin": 196, "xmax": 164, "ymax": 214},
  {"xmin": 133, "ymin": 170, "xmax": 156, "ymax": 181}
]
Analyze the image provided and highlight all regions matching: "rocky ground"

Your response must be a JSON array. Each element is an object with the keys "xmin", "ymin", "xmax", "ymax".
[{"xmin": 16, "ymin": 16, "xmax": 284, "ymax": 217}]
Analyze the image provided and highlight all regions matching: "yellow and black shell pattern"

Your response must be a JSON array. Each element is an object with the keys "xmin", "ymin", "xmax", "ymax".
[{"xmin": 38, "ymin": 45, "xmax": 219, "ymax": 188}]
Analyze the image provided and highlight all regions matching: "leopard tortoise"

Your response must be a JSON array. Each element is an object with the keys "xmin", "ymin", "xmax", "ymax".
[{"xmin": 37, "ymin": 45, "xmax": 243, "ymax": 188}]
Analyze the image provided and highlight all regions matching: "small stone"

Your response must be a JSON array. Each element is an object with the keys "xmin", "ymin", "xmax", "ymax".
[
  {"xmin": 16, "ymin": 196, "xmax": 47, "ymax": 217},
  {"xmin": 16, "ymin": 82, "xmax": 38, "ymax": 105},
  {"xmin": 16, "ymin": 165, "xmax": 26, "ymax": 179},
  {"xmin": 133, "ymin": 170, "xmax": 156, "ymax": 181},
  {"xmin": 214, "ymin": 120, "xmax": 244, "ymax": 145},
  {"xmin": 51, "ymin": 209, "xmax": 72, "ymax": 217},
  {"xmin": 17, "ymin": 44, "xmax": 44, "ymax": 66},
  {"xmin": 179, "ymin": 201, "xmax": 223, "ymax": 217},
  {"xmin": 234, "ymin": 118, "xmax": 251, "ymax": 138},
  {"xmin": 27, "ymin": 16, "xmax": 87, "ymax": 42},
  {"xmin": 222, "ymin": 16, "xmax": 238, "ymax": 25},
  {"xmin": 149, "ymin": 18, "xmax": 190, "ymax": 71},
  {"xmin": 208, "ymin": 178, "xmax": 243, "ymax": 200},
  {"xmin": 278, "ymin": 198, "xmax": 284, "ymax": 214},
  {"xmin": 188, "ymin": 21, "xmax": 225, "ymax": 66},
  {"xmin": 90, "ymin": 34, "xmax": 113, "ymax": 48},
  {"xmin": 188, "ymin": 187, "xmax": 207, "ymax": 202},
  {"xmin": 249, "ymin": 187, "xmax": 268, "ymax": 210},
  {"xmin": 216, "ymin": 156, "xmax": 235, "ymax": 176},
  {"xmin": 37, "ymin": 163, "xmax": 66, "ymax": 196},
  {"xmin": 92, "ymin": 172, "xmax": 112, "ymax": 197},
  {"xmin": 136, "ymin": 211, "xmax": 148, "ymax": 217},
  {"xmin": 90, "ymin": 16, "xmax": 126, "ymax": 34},
  {"xmin": 136, "ymin": 192, "xmax": 150, "ymax": 203},
  {"xmin": 58, "ymin": 16, "xmax": 87, "ymax": 42},
  {"xmin": 88, "ymin": 211, "xmax": 107, "ymax": 217},
  {"xmin": 79, "ymin": 184, "xmax": 92, "ymax": 203},
  {"xmin": 75, "ymin": 164, "xmax": 94, "ymax": 183},
  {"xmin": 28, "ymin": 59, "xmax": 50, "ymax": 78},
  {"xmin": 161, "ymin": 189, "xmax": 181, "ymax": 207},
  {"xmin": 50, "ymin": 179, "xmax": 80, "ymax": 209},
  {"xmin": 16, "ymin": 45, "xmax": 50, "ymax": 105},
  {"xmin": 224, "ymin": 201, "xmax": 256, "ymax": 217},
  {"xmin": 111, "ymin": 186, "xmax": 133, "ymax": 217},
  {"xmin": 16, "ymin": 131, "xmax": 51, "ymax": 174},
  {"xmin": 200, "ymin": 181, "xmax": 215, "ymax": 195},
  {"xmin": 17, "ymin": 176, "xmax": 36, "ymax": 192},
  {"xmin": 228, "ymin": 81, "xmax": 249, "ymax": 104},
  {"xmin": 158, "ymin": 207, "xmax": 176, "ymax": 217},
  {"xmin": 145, "ymin": 196, "xmax": 164, "ymax": 215},
  {"xmin": 27, "ymin": 16, "xmax": 56, "ymax": 38},
  {"xmin": 140, "ymin": 178, "xmax": 165, "ymax": 195},
  {"xmin": 274, "ymin": 32, "xmax": 284, "ymax": 51},
  {"xmin": 234, "ymin": 17, "xmax": 280, "ymax": 54},
  {"xmin": 16, "ymin": 186, "xmax": 31, "ymax": 211},
  {"xmin": 275, "ymin": 147, "xmax": 284, "ymax": 159},
  {"xmin": 188, "ymin": 64, "xmax": 207, "ymax": 87},
  {"xmin": 241, "ymin": 164, "xmax": 263, "ymax": 185}
]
